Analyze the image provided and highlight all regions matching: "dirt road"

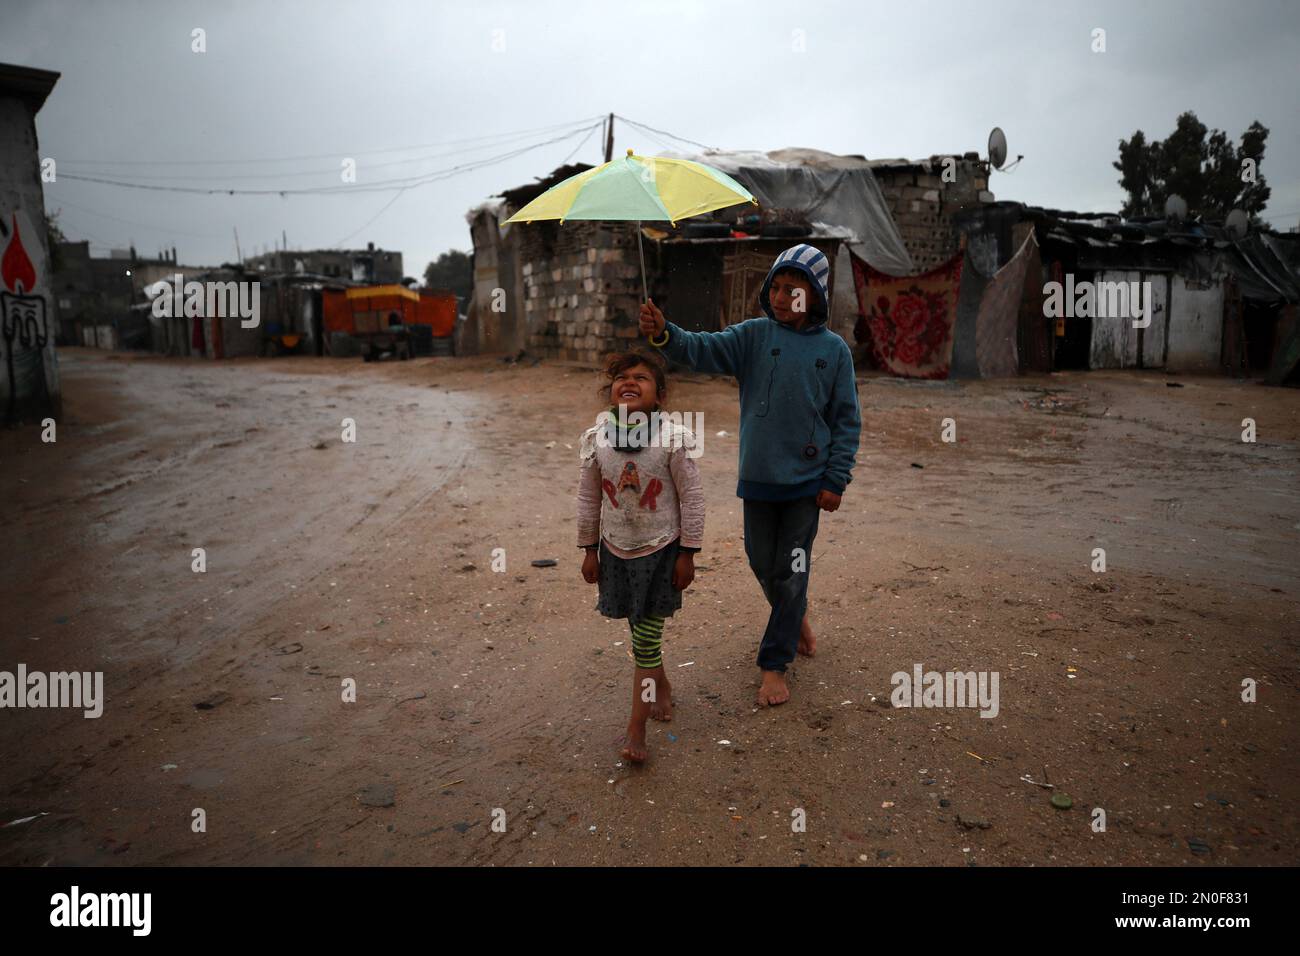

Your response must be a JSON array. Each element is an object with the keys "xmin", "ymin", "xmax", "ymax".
[{"xmin": 1, "ymin": 348, "xmax": 1297, "ymax": 866}]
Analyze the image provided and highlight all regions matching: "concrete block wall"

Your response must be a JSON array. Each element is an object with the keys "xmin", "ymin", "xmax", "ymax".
[
  {"xmin": 521, "ymin": 221, "xmax": 644, "ymax": 364},
  {"xmin": 873, "ymin": 156, "xmax": 992, "ymax": 272}
]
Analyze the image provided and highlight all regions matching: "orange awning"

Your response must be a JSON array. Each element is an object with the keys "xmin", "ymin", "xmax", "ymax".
[{"xmin": 345, "ymin": 284, "xmax": 419, "ymax": 302}]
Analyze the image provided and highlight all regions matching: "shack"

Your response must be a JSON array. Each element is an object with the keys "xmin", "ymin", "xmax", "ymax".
[
  {"xmin": 950, "ymin": 203, "xmax": 1300, "ymax": 380},
  {"xmin": 463, "ymin": 147, "xmax": 991, "ymax": 364}
]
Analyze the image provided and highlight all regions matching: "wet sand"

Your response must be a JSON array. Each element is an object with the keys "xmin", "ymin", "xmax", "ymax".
[{"xmin": 1, "ymin": 347, "xmax": 1297, "ymax": 866}]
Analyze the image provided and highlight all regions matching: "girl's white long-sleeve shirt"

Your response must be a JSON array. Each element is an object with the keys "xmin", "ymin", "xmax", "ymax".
[{"xmin": 576, "ymin": 411, "xmax": 705, "ymax": 559}]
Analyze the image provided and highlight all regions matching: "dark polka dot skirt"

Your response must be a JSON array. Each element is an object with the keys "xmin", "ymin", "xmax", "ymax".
[{"xmin": 596, "ymin": 539, "xmax": 682, "ymax": 622}]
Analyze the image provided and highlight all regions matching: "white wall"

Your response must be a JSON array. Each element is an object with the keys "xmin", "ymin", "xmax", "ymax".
[
  {"xmin": 1167, "ymin": 277, "xmax": 1224, "ymax": 372},
  {"xmin": 1088, "ymin": 272, "xmax": 1179, "ymax": 370},
  {"xmin": 1089, "ymin": 270, "xmax": 1140, "ymax": 369},
  {"xmin": 1142, "ymin": 275, "xmax": 1168, "ymax": 368}
]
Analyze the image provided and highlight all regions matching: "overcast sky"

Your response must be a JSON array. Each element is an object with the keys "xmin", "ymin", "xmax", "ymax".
[{"xmin": 5, "ymin": 0, "xmax": 1298, "ymax": 276}]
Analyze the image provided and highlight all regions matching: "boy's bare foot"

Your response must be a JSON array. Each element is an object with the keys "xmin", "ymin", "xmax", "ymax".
[
  {"xmin": 649, "ymin": 672, "xmax": 673, "ymax": 721},
  {"xmin": 757, "ymin": 670, "xmax": 790, "ymax": 707},
  {"xmin": 620, "ymin": 722, "xmax": 648, "ymax": 763},
  {"xmin": 797, "ymin": 616, "xmax": 816, "ymax": 657}
]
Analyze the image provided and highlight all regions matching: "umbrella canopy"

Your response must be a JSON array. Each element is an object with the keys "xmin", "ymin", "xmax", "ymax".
[
  {"xmin": 503, "ymin": 149, "xmax": 758, "ymax": 312},
  {"xmin": 504, "ymin": 149, "xmax": 756, "ymax": 226}
]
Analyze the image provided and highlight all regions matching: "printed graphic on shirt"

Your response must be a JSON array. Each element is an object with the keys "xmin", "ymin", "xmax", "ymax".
[
  {"xmin": 639, "ymin": 478, "xmax": 663, "ymax": 510},
  {"xmin": 617, "ymin": 461, "xmax": 641, "ymax": 494}
]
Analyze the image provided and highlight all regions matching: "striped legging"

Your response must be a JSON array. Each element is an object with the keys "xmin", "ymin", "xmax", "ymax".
[{"xmin": 629, "ymin": 614, "xmax": 666, "ymax": 668}]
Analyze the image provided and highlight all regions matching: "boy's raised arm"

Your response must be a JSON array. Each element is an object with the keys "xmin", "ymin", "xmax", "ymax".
[
  {"xmin": 639, "ymin": 299, "xmax": 748, "ymax": 379},
  {"xmin": 822, "ymin": 343, "xmax": 862, "ymax": 496}
]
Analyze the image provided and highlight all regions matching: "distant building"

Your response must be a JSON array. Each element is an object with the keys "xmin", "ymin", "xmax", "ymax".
[
  {"xmin": 0, "ymin": 61, "xmax": 60, "ymax": 422},
  {"xmin": 954, "ymin": 202, "xmax": 1300, "ymax": 381},
  {"xmin": 53, "ymin": 242, "xmax": 210, "ymax": 348},
  {"xmin": 245, "ymin": 242, "xmax": 403, "ymax": 284}
]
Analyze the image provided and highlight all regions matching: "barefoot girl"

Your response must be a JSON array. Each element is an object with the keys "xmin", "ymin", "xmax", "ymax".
[{"xmin": 576, "ymin": 350, "xmax": 704, "ymax": 763}]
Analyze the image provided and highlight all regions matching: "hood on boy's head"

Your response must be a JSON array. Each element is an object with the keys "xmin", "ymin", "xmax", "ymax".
[{"xmin": 759, "ymin": 243, "xmax": 831, "ymax": 324}]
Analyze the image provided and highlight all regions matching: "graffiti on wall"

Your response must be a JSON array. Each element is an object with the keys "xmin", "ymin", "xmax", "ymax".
[{"xmin": 1, "ymin": 211, "xmax": 51, "ymax": 420}]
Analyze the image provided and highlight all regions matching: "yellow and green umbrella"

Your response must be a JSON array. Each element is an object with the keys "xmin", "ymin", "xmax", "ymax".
[{"xmin": 504, "ymin": 148, "xmax": 757, "ymax": 301}]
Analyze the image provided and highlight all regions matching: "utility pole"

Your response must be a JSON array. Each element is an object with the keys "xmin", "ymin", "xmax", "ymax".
[
  {"xmin": 233, "ymin": 227, "xmax": 242, "ymax": 264},
  {"xmin": 604, "ymin": 112, "xmax": 614, "ymax": 163}
]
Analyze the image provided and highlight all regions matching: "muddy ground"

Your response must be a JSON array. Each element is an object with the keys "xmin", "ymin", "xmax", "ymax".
[{"xmin": 1, "ymin": 347, "xmax": 1297, "ymax": 866}]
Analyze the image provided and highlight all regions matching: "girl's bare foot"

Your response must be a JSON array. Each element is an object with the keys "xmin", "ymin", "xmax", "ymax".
[
  {"xmin": 797, "ymin": 615, "xmax": 816, "ymax": 657},
  {"xmin": 621, "ymin": 722, "xmax": 648, "ymax": 763},
  {"xmin": 757, "ymin": 669, "xmax": 790, "ymax": 706},
  {"xmin": 650, "ymin": 672, "xmax": 673, "ymax": 721},
  {"xmin": 622, "ymin": 669, "xmax": 656, "ymax": 763}
]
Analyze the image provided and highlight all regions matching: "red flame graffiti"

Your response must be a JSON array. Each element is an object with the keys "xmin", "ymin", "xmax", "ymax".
[{"xmin": 2, "ymin": 214, "xmax": 38, "ymax": 294}]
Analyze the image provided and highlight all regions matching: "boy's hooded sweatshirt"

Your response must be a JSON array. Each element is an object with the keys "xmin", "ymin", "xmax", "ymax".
[{"xmin": 652, "ymin": 244, "xmax": 862, "ymax": 501}]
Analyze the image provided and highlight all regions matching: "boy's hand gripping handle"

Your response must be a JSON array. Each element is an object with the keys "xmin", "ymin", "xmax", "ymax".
[{"xmin": 639, "ymin": 299, "xmax": 667, "ymax": 346}]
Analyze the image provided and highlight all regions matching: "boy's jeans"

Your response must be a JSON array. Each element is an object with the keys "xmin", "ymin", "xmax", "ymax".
[{"xmin": 742, "ymin": 496, "xmax": 821, "ymax": 673}]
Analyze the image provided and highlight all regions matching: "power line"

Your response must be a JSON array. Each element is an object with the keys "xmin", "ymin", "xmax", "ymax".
[
  {"xmin": 615, "ymin": 117, "xmax": 676, "ymax": 154},
  {"xmin": 330, "ymin": 121, "xmax": 602, "ymax": 246},
  {"xmin": 558, "ymin": 122, "xmax": 602, "ymax": 166},
  {"xmin": 56, "ymin": 122, "xmax": 603, "ymax": 197},
  {"xmin": 56, "ymin": 117, "xmax": 606, "ymax": 183},
  {"xmin": 614, "ymin": 114, "xmax": 715, "ymax": 152},
  {"xmin": 46, "ymin": 196, "xmax": 233, "ymax": 240},
  {"xmin": 55, "ymin": 114, "xmax": 608, "ymax": 168},
  {"xmin": 332, "ymin": 188, "xmax": 411, "ymax": 248}
]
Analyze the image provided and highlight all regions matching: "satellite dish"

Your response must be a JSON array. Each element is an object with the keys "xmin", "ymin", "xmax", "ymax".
[
  {"xmin": 1225, "ymin": 208, "xmax": 1248, "ymax": 240},
  {"xmin": 1165, "ymin": 194, "xmax": 1188, "ymax": 222},
  {"xmin": 988, "ymin": 127, "xmax": 1008, "ymax": 170}
]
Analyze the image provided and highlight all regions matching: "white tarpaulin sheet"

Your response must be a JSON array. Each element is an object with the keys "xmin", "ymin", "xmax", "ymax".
[{"xmin": 659, "ymin": 147, "xmax": 916, "ymax": 276}]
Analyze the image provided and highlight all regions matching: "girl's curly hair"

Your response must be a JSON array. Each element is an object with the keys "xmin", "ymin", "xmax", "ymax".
[{"xmin": 596, "ymin": 349, "xmax": 668, "ymax": 407}]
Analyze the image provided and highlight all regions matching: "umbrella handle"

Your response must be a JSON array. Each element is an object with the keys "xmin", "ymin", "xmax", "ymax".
[{"xmin": 636, "ymin": 220, "xmax": 648, "ymax": 304}]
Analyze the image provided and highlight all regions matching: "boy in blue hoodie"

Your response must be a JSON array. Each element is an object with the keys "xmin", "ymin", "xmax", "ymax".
[{"xmin": 638, "ymin": 244, "xmax": 861, "ymax": 707}]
